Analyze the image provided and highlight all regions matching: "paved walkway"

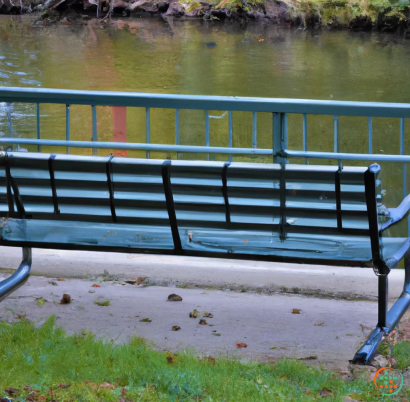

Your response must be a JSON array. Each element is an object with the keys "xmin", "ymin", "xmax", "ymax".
[
  {"xmin": 1, "ymin": 247, "xmax": 407, "ymax": 371},
  {"xmin": 0, "ymin": 247, "xmax": 406, "ymax": 300},
  {"xmin": 0, "ymin": 274, "xmax": 377, "ymax": 371}
]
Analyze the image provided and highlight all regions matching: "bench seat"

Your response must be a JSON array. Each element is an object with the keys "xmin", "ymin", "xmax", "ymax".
[{"xmin": 2, "ymin": 219, "xmax": 409, "ymax": 268}]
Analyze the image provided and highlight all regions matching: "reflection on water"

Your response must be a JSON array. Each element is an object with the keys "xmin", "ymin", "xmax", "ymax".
[{"xmin": 1, "ymin": 16, "xmax": 410, "ymax": 232}]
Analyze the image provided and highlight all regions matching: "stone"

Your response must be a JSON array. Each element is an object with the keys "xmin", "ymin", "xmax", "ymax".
[
  {"xmin": 167, "ymin": 293, "xmax": 182, "ymax": 301},
  {"xmin": 349, "ymin": 363, "xmax": 377, "ymax": 382}
]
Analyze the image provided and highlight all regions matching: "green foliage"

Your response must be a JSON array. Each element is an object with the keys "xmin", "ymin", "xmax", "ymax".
[
  {"xmin": 0, "ymin": 317, "xmax": 391, "ymax": 401},
  {"xmin": 392, "ymin": 340, "xmax": 410, "ymax": 370},
  {"xmin": 94, "ymin": 297, "xmax": 110, "ymax": 307}
]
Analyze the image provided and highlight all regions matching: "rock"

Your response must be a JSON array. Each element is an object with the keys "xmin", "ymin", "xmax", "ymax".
[
  {"xmin": 211, "ymin": 8, "xmax": 229, "ymax": 20},
  {"xmin": 349, "ymin": 363, "xmax": 377, "ymax": 382},
  {"xmin": 81, "ymin": 14, "xmax": 91, "ymax": 20},
  {"xmin": 112, "ymin": 0, "xmax": 128, "ymax": 9},
  {"xmin": 373, "ymin": 354, "xmax": 389, "ymax": 368},
  {"xmin": 167, "ymin": 293, "xmax": 182, "ymax": 301},
  {"xmin": 377, "ymin": 15, "xmax": 402, "ymax": 33},
  {"xmin": 343, "ymin": 397, "xmax": 360, "ymax": 402},
  {"xmin": 128, "ymin": 0, "xmax": 149, "ymax": 11},
  {"xmin": 349, "ymin": 16, "xmax": 373, "ymax": 31},
  {"xmin": 156, "ymin": 1, "xmax": 168, "ymax": 13},
  {"xmin": 163, "ymin": 2, "xmax": 184, "ymax": 17}
]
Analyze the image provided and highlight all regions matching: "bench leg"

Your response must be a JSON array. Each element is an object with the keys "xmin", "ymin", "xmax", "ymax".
[
  {"xmin": 0, "ymin": 248, "xmax": 32, "ymax": 303},
  {"xmin": 352, "ymin": 250, "xmax": 410, "ymax": 364}
]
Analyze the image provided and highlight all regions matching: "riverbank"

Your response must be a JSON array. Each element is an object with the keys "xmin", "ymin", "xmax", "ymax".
[{"xmin": 2, "ymin": 0, "xmax": 410, "ymax": 34}]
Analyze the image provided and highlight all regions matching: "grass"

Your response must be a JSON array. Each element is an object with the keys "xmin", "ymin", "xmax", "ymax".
[
  {"xmin": 392, "ymin": 340, "xmax": 410, "ymax": 370},
  {"xmin": 0, "ymin": 316, "xmax": 405, "ymax": 401},
  {"xmin": 94, "ymin": 297, "xmax": 111, "ymax": 307}
]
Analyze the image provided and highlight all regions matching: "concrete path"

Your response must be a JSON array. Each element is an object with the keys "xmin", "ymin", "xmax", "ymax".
[
  {"xmin": 0, "ymin": 273, "xmax": 377, "ymax": 371},
  {"xmin": 0, "ymin": 247, "xmax": 408, "ymax": 371},
  {"xmin": 0, "ymin": 247, "xmax": 406, "ymax": 300}
]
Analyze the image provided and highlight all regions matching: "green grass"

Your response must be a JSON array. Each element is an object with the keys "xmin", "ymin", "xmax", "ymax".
[
  {"xmin": 392, "ymin": 340, "xmax": 410, "ymax": 370},
  {"xmin": 0, "ymin": 316, "xmax": 405, "ymax": 401}
]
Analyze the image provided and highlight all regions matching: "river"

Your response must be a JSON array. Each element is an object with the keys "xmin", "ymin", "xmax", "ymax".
[{"xmin": 1, "ymin": 16, "xmax": 410, "ymax": 237}]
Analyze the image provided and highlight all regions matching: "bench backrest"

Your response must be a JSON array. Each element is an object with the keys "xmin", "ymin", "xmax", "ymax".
[{"xmin": 0, "ymin": 152, "xmax": 381, "ymax": 264}]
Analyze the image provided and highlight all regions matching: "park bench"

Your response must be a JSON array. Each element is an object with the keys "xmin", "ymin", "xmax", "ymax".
[{"xmin": 0, "ymin": 151, "xmax": 409, "ymax": 365}]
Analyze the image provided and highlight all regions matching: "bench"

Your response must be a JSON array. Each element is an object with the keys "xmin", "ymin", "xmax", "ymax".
[{"xmin": 0, "ymin": 151, "xmax": 409, "ymax": 364}]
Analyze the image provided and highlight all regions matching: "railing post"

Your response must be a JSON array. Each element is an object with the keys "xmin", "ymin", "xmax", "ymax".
[
  {"xmin": 36, "ymin": 103, "xmax": 41, "ymax": 153},
  {"xmin": 273, "ymin": 112, "xmax": 287, "ymax": 164},
  {"xmin": 92, "ymin": 105, "xmax": 97, "ymax": 156},
  {"xmin": 146, "ymin": 107, "xmax": 150, "ymax": 159},
  {"xmin": 303, "ymin": 113, "xmax": 308, "ymax": 165},
  {"xmin": 66, "ymin": 104, "xmax": 70, "ymax": 154},
  {"xmin": 229, "ymin": 111, "xmax": 233, "ymax": 162},
  {"xmin": 175, "ymin": 109, "xmax": 179, "ymax": 160},
  {"xmin": 205, "ymin": 110, "xmax": 210, "ymax": 161}
]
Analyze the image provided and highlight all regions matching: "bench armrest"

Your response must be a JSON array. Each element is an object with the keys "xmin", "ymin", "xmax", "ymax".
[{"xmin": 380, "ymin": 194, "xmax": 410, "ymax": 231}]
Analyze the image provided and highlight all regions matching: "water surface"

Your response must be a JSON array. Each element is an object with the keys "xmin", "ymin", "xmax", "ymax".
[{"xmin": 1, "ymin": 16, "xmax": 410, "ymax": 231}]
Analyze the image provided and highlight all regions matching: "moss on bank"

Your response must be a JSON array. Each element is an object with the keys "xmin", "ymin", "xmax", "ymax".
[{"xmin": 3, "ymin": 0, "xmax": 410, "ymax": 33}]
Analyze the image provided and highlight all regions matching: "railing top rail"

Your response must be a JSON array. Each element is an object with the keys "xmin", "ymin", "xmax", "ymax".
[{"xmin": 1, "ymin": 87, "xmax": 410, "ymax": 118}]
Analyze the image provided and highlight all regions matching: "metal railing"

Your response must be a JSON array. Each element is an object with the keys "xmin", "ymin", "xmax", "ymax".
[{"xmin": 1, "ymin": 86, "xmax": 409, "ymax": 201}]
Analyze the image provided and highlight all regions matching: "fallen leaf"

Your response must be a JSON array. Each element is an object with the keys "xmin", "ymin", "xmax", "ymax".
[
  {"xmin": 270, "ymin": 346, "xmax": 278, "ymax": 350},
  {"xmin": 320, "ymin": 388, "xmax": 333, "ymax": 397},
  {"xmin": 57, "ymin": 384, "xmax": 69, "ymax": 389},
  {"xmin": 206, "ymin": 356, "xmax": 216, "ymax": 364},
  {"xmin": 168, "ymin": 293, "xmax": 183, "ymax": 301},
  {"xmin": 99, "ymin": 382, "xmax": 115, "ymax": 389},
  {"xmin": 303, "ymin": 389, "xmax": 313, "ymax": 395},
  {"xmin": 243, "ymin": 239, "xmax": 248, "ymax": 242},
  {"xmin": 298, "ymin": 355, "xmax": 318, "ymax": 360},
  {"xmin": 57, "ymin": 278, "xmax": 64, "ymax": 281},
  {"xmin": 140, "ymin": 318, "xmax": 152, "ymax": 322},
  {"xmin": 23, "ymin": 385, "xmax": 36, "ymax": 392},
  {"xmin": 236, "ymin": 342, "xmax": 247, "ymax": 348},
  {"xmin": 314, "ymin": 322, "xmax": 325, "ymax": 326},
  {"xmin": 212, "ymin": 332, "xmax": 221, "ymax": 336},
  {"xmin": 345, "ymin": 333, "xmax": 355, "ymax": 337},
  {"xmin": 172, "ymin": 326, "xmax": 181, "ymax": 331},
  {"xmin": 60, "ymin": 294, "xmax": 71, "ymax": 304},
  {"xmin": 292, "ymin": 309, "xmax": 301, "ymax": 314},
  {"xmin": 203, "ymin": 312, "xmax": 213, "ymax": 318},
  {"xmin": 92, "ymin": 284, "xmax": 101, "ymax": 288},
  {"xmin": 166, "ymin": 352, "xmax": 176, "ymax": 364},
  {"xmin": 346, "ymin": 392, "xmax": 363, "ymax": 401},
  {"xmin": 126, "ymin": 276, "xmax": 147, "ymax": 285},
  {"xmin": 15, "ymin": 313, "xmax": 26, "ymax": 320},
  {"xmin": 199, "ymin": 319, "xmax": 208, "ymax": 325},
  {"xmin": 36, "ymin": 297, "xmax": 46, "ymax": 307},
  {"xmin": 5, "ymin": 388, "xmax": 21, "ymax": 397},
  {"xmin": 49, "ymin": 281, "xmax": 58, "ymax": 286},
  {"xmin": 189, "ymin": 309, "xmax": 199, "ymax": 318}
]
